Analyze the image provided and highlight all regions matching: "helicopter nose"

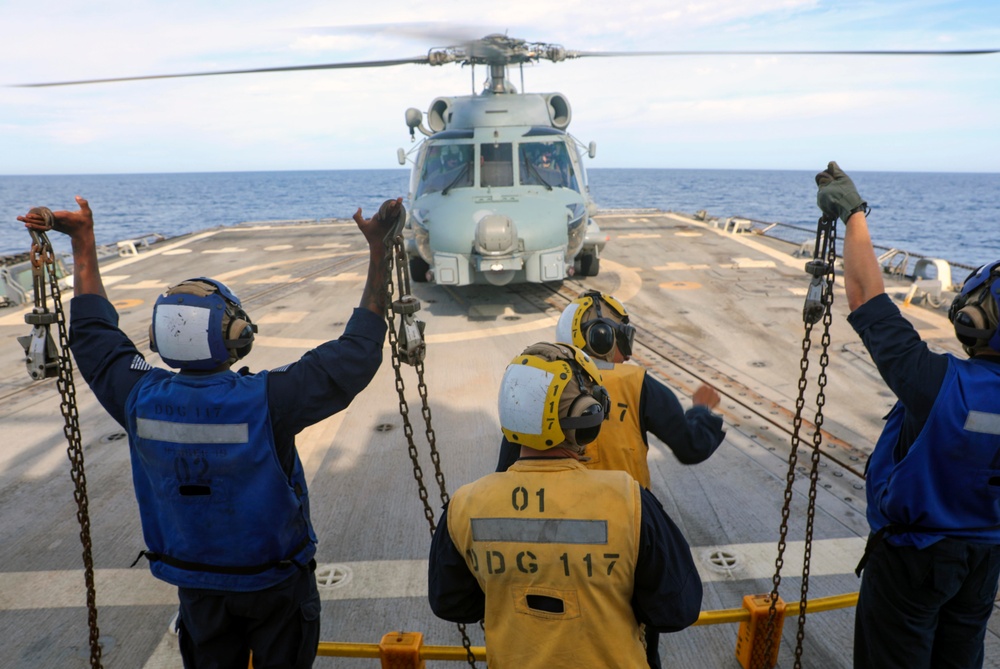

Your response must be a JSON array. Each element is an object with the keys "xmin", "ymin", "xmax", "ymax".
[{"xmin": 474, "ymin": 214, "xmax": 518, "ymax": 256}]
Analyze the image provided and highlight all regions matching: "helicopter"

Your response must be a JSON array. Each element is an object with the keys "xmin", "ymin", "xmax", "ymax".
[
  {"xmin": 393, "ymin": 34, "xmax": 604, "ymax": 286},
  {"xmin": 13, "ymin": 34, "xmax": 998, "ymax": 287}
]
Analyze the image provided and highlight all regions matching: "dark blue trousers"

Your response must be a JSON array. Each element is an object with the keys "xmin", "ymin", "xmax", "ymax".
[
  {"xmin": 177, "ymin": 563, "xmax": 321, "ymax": 669},
  {"xmin": 855, "ymin": 537, "xmax": 1000, "ymax": 669}
]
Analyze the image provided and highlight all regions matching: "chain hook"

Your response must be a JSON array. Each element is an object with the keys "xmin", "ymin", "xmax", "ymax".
[{"xmin": 802, "ymin": 215, "xmax": 837, "ymax": 324}]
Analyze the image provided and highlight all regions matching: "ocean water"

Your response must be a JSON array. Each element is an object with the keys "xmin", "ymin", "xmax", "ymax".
[{"xmin": 1, "ymin": 168, "xmax": 997, "ymax": 269}]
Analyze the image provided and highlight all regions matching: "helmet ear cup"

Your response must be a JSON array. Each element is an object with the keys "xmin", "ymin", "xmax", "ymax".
[
  {"xmin": 225, "ymin": 308, "xmax": 255, "ymax": 361},
  {"xmin": 954, "ymin": 305, "xmax": 990, "ymax": 347},
  {"xmin": 586, "ymin": 321, "xmax": 616, "ymax": 356},
  {"xmin": 148, "ymin": 323, "xmax": 158, "ymax": 352},
  {"xmin": 564, "ymin": 395, "xmax": 603, "ymax": 446}
]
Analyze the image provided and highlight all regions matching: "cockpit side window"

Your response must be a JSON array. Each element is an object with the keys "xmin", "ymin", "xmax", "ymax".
[
  {"xmin": 416, "ymin": 144, "xmax": 473, "ymax": 197},
  {"xmin": 480, "ymin": 143, "xmax": 514, "ymax": 188},
  {"xmin": 519, "ymin": 141, "xmax": 578, "ymax": 191}
]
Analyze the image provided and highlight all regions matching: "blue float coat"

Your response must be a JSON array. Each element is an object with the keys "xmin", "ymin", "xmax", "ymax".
[{"xmin": 69, "ymin": 294, "xmax": 386, "ymax": 589}]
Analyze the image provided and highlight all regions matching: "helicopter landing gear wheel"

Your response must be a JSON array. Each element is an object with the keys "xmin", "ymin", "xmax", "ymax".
[
  {"xmin": 575, "ymin": 251, "xmax": 600, "ymax": 278},
  {"xmin": 409, "ymin": 255, "xmax": 431, "ymax": 283}
]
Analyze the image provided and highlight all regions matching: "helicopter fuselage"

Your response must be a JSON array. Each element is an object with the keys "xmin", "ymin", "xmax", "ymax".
[{"xmin": 401, "ymin": 89, "xmax": 604, "ymax": 286}]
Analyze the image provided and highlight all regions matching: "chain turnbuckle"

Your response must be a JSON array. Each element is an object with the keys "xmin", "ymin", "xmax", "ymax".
[
  {"xmin": 393, "ymin": 295, "xmax": 427, "ymax": 365},
  {"xmin": 20, "ymin": 223, "xmax": 62, "ymax": 379}
]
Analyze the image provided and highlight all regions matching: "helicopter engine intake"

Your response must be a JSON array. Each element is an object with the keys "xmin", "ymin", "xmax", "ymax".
[{"xmin": 546, "ymin": 94, "xmax": 572, "ymax": 130}]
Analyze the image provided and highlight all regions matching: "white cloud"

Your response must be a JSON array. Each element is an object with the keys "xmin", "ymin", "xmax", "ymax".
[{"xmin": 1, "ymin": 0, "xmax": 998, "ymax": 174}]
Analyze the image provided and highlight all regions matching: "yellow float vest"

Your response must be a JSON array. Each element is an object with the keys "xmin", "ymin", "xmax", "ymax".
[
  {"xmin": 583, "ymin": 363, "xmax": 650, "ymax": 488},
  {"xmin": 447, "ymin": 459, "xmax": 646, "ymax": 669}
]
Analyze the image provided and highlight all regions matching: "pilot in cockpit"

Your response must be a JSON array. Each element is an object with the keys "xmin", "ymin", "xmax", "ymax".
[
  {"xmin": 536, "ymin": 149, "xmax": 555, "ymax": 170},
  {"xmin": 533, "ymin": 146, "xmax": 565, "ymax": 187},
  {"xmin": 423, "ymin": 146, "xmax": 471, "ymax": 194}
]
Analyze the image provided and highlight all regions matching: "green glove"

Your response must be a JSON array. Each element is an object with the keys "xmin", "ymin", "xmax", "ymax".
[{"xmin": 815, "ymin": 161, "xmax": 867, "ymax": 223}]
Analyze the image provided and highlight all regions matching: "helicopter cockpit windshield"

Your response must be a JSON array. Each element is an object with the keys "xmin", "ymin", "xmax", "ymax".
[
  {"xmin": 416, "ymin": 144, "xmax": 473, "ymax": 196},
  {"xmin": 520, "ymin": 140, "xmax": 578, "ymax": 191}
]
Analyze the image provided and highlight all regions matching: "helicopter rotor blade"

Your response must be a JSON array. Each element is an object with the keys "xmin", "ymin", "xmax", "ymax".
[
  {"xmin": 565, "ymin": 48, "xmax": 1000, "ymax": 58},
  {"xmin": 13, "ymin": 39, "xmax": 998, "ymax": 88},
  {"xmin": 12, "ymin": 56, "xmax": 431, "ymax": 88}
]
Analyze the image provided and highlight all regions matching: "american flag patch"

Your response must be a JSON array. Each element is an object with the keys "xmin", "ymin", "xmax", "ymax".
[{"xmin": 130, "ymin": 355, "xmax": 153, "ymax": 372}]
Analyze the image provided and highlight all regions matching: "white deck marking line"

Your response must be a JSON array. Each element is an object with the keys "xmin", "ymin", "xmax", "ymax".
[
  {"xmin": 255, "ymin": 311, "xmax": 310, "ymax": 324},
  {"xmin": 247, "ymin": 275, "xmax": 304, "ymax": 284},
  {"xmin": 210, "ymin": 251, "xmax": 364, "ymax": 283},
  {"xmin": 305, "ymin": 243, "xmax": 351, "ymax": 249},
  {"xmin": 117, "ymin": 280, "xmax": 171, "ymax": 290},
  {"xmin": 314, "ymin": 272, "xmax": 364, "ymax": 282},
  {"xmin": 730, "ymin": 257, "xmax": 777, "ymax": 269},
  {"xmin": 653, "ymin": 263, "xmax": 711, "ymax": 271},
  {"xmin": 3, "ymin": 537, "xmax": 866, "ymax": 612},
  {"xmin": 232, "ymin": 222, "xmax": 355, "ymax": 229}
]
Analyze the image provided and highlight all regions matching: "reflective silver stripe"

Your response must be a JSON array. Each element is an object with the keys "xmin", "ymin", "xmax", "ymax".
[
  {"xmin": 964, "ymin": 411, "xmax": 1000, "ymax": 436},
  {"xmin": 471, "ymin": 518, "xmax": 607, "ymax": 544},
  {"xmin": 136, "ymin": 418, "xmax": 248, "ymax": 444}
]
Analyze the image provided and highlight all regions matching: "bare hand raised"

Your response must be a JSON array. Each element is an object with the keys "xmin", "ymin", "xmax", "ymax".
[
  {"xmin": 352, "ymin": 198, "xmax": 405, "ymax": 249},
  {"xmin": 18, "ymin": 195, "xmax": 94, "ymax": 240}
]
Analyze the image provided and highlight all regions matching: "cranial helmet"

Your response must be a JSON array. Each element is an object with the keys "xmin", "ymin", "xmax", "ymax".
[
  {"xmin": 498, "ymin": 342, "xmax": 610, "ymax": 452},
  {"xmin": 948, "ymin": 260, "xmax": 1000, "ymax": 356},
  {"xmin": 149, "ymin": 278, "xmax": 257, "ymax": 371},
  {"xmin": 555, "ymin": 291, "xmax": 636, "ymax": 361}
]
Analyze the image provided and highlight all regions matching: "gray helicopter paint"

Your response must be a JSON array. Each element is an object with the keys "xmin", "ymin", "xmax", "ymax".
[
  {"xmin": 404, "ymin": 95, "xmax": 600, "ymax": 286},
  {"xmin": 446, "ymin": 91, "xmax": 569, "ymax": 129}
]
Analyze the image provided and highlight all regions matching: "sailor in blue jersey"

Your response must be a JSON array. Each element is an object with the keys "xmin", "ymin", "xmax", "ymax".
[
  {"xmin": 19, "ymin": 195, "xmax": 402, "ymax": 669},
  {"xmin": 816, "ymin": 162, "xmax": 1000, "ymax": 669}
]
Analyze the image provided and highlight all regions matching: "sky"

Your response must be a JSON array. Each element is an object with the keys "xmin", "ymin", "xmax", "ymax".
[{"xmin": 1, "ymin": 0, "xmax": 998, "ymax": 175}]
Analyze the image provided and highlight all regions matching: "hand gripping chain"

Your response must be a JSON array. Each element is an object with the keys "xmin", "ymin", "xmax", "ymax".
[
  {"xmin": 378, "ymin": 202, "xmax": 477, "ymax": 666},
  {"xmin": 755, "ymin": 215, "xmax": 838, "ymax": 669},
  {"xmin": 21, "ymin": 215, "xmax": 104, "ymax": 669}
]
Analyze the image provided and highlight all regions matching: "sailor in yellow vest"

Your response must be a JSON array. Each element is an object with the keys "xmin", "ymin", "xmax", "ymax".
[
  {"xmin": 428, "ymin": 342, "xmax": 703, "ymax": 668},
  {"xmin": 494, "ymin": 292, "xmax": 724, "ymax": 668},
  {"xmin": 496, "ymin": 291, "xmax": 726, "ymax": 488}
]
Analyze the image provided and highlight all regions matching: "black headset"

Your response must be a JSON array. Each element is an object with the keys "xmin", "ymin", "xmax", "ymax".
[
  {"xmin": 558, "ymin": 351, "xmax": 611, "ymax": 446},
  {"xmin": 948, "ymin": 261, "xmax": 1000, "ymax": 352},
  {"xmin": 580, "ymin": 291, "xmax": 635, "ymax": 358}
]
